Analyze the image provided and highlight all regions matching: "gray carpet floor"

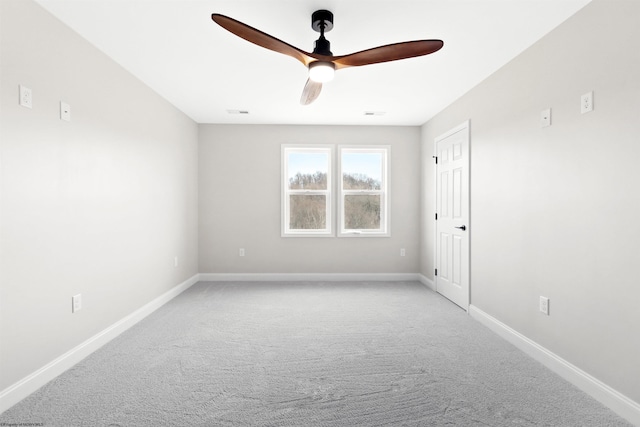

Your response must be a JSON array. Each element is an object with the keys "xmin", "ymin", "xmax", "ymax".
[{"xmin": 0, "ymin": 281, "xmax": 632, "ymax": 426}]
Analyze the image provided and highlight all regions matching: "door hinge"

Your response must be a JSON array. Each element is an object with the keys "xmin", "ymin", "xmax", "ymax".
[
  {"xmin": 435, "ymin": 269, "xmax": 438, "ymax": 276},
  {"xmin": 432, "ymin": 156, "xmax": 438, "ymax": 164}
]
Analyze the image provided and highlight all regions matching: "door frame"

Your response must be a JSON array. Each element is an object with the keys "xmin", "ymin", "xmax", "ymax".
[{"xmin": 433, "ymin": 120, "xmax": 471, "ymax": 311}]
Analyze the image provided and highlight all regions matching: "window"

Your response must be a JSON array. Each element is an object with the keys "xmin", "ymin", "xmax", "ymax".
[
  {"xmin": 281, "ymin": 145, "xmax": 389, "ymax": 237},
  {"xmin": 282, "ymin": 145, "xmax": 333, "ymax": 236},
  {"xmin": 338, "ymin": 146, "xmax": 389, "ymax": 236}
]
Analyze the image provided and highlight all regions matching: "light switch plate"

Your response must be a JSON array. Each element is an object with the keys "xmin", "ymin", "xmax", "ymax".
[
  {"xmin": 60, "ymin": 101, "xmax": 71, "ymax": 121},
  {"xmin": 540, "ymin": 108, "xmax": 551, "ymax": 128}
]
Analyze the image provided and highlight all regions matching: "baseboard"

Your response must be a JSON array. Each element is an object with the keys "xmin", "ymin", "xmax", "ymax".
[
  {"xmin": 469, "ymin": 305, "xmax": 640, "ymax": 426},
  {"xmin": 199, "ymin": 272, "xmax": 421, "ymax": 282},
  {"xmin": 417, "ymin": 274, "xmax": 436, "ymax": 291},
  {"xmin": 0, "ymin": 274, "xmax": 200, "ymax": 415}
]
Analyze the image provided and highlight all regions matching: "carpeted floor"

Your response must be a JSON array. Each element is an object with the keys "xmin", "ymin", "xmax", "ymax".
[{"xmin": 0, "ymin": 281, "xmax": 632, "ymax": 426}]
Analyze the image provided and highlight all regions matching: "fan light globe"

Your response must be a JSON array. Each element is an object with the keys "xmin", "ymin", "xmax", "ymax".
[{"xmin": 308, "ymin": 61, "xmax": 335, "ymax": 83}]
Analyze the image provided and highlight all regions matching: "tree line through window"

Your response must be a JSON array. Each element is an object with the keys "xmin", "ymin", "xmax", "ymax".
[{"xmin": 288, "ymin": 171, "xmax": 328, "ymax": 230}]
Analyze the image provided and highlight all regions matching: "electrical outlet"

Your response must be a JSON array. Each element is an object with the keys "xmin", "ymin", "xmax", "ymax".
[
  {"xmin": 400, "ymin": 248, "xmax": 406, "ymax": 257},
  {"xmin": 581, "ymin": 91, "xmax": 593, "ymax": 114},
  {"xmin": 72, "ymin": 294, "xmax": 82, "ymax": 313},
  {"xmin": 539, "ymin": 296, "xmax": 550, "ymax": 315},
  {"xmin": 19, "ymin": 85, "xmax": 32, "ymax": 109},
  {"xmin": 239, "ymin": 248, "xmax": 245, "ymax": 257}
]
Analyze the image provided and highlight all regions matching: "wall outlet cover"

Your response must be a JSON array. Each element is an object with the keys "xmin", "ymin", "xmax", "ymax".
[
  {"xmin": 581, "ymin": 91, "xmax": 593, "ymax": 114},
  {"xmin": 539, "ymin": 296, "xmax": 550, "ymax": 315},
  {"xmin": 72, "ymin": 294, "xmax": 82, "ymax": 313},
  {"xmin": 19, "ymin": 85, "xmax": 33, "ymax": 109}
]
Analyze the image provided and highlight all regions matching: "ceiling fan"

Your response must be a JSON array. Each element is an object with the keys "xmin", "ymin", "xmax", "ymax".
[{"xmin": 211, "ymin": 10, "xmax": 443, "ymax": 105}]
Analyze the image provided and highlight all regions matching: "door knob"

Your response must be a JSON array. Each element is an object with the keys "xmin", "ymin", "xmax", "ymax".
[{"xmin": 455, "ymin": 225, "xmax": 466, "ymax": 231}]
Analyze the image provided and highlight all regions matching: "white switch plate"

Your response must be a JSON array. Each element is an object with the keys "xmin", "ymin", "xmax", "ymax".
[
  {"xmin": 19, "ymin": 85, "xmax": 32, "ymax": 109},
  {"xmin": 539, "ymin": 296, "xmax": 550, "ymax": 315},
  {"xmin": 72, "ymin": 294, "xmax": 82, "ymax": 313},
  {"xmin": 581, "ymin": 91, "xmax": 593, "ymax": 114},
  {"xmin": 60, "ymin": 101, "xmax": 71, "ymax": 121},
  {"xmin": 400, "ymin": 248, "xmax": 406, "ymax": 257},
  {"xmin": 540, "ymin": 108, "xmax": 551, "ymax": 128},
  {"xmin": 174, "ymin": 256, "xmax": 178, "ymax": 267},
  {"xmin": 239, "ymin": 248, "xmax": 245, "ymax": 257}
]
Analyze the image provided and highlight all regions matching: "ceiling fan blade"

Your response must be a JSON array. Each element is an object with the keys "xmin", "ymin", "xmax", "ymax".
[
  {"xmin": 333, "ymin": 40, "xmax": 444, "ymax": 69},
  {"xmin": 300, "ymin": 79, "xmax": 322, "ymax": 105},
  {"xmin": 212, "ymin": 14, "xmax": 315, "ymax": 66}
]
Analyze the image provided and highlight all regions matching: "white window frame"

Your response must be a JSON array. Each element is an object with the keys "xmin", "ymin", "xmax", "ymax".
[
  {"xmin": 338, "ymin": 146, "xmax": 390, "ymax": 237},
  {"xmin": 281, "ymin": 145, "xmax": 334, "ymax": 237}
]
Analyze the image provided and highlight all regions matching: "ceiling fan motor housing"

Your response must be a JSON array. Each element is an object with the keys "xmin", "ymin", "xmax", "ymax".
[{"xmin": 314, "ymin": 38, "xmax": 332, "ymax": 55}]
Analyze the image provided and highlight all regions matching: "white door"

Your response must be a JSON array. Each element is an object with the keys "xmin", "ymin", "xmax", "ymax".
[{"xmin": 435, "ymin": 121, "xmax": 470, "ymax": 310}]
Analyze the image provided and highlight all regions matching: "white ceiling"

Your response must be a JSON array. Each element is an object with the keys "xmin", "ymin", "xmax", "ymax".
[{"xmin": 34, "ymin": 0, "xmax": 592, "ymax": 126}]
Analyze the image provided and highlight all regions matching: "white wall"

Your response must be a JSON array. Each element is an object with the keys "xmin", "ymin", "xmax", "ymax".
[
  {"xmin": 0, "ymin": 0, "xmax": 199, "ymax": 391},
  {"xmin": 199, "ymin": 124, "xmax": 420, "ymax": 275},
  {"xmin": 421, "ymin": 0, "xmax": 640, "ymax": 405}
]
